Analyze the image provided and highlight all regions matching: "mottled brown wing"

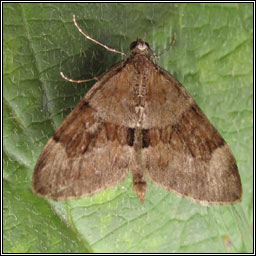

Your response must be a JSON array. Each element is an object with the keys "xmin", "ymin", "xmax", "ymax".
[
  {"xmin": 33, "ymin": 62, "xmax": 136, "ymax": 199},
  {"xmin": 142, "ymin": 67, "xmax": 242, "ymax": 204}
]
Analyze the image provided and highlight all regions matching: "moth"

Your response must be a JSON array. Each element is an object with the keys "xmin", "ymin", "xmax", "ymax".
[{"xmin": 33, "ymin": 15, "xmax": 242, "ymax": 204}]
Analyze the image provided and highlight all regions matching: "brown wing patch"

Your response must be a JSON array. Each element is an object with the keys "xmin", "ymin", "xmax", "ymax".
[
  {"xmin": 33, "ymin": 100, "xmax": 135, "ymax": 199},
  {"xmin": 143, "ymin": 75, "xmax": 242, "ymax": 204}
]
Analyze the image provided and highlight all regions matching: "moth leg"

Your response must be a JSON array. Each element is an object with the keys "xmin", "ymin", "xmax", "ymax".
[
  {"xmin": 153, "ymin": 32, "xmax": 177, "ymax": 60},
  {"xmin": 73, "ymin": 14, "xmax": 125, "ymax": 56},
  {"xmin": 60, "ymin": 71, "xmax": 98, "ymax": 83}
]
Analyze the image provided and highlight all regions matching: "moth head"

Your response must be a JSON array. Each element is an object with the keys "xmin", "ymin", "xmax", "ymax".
[{"xmin": 130, "ymin": 39, "xmax": 151, "ymax": 55}]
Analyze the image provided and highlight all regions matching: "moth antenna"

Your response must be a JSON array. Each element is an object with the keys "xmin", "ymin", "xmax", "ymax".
[
  {"xmin": 73, "ymin": 14, "xmax": 126, "ymax": 56},
  {"xmin": 154, "ymin": 32, "xmax": 176, "ymax": 59},
  {"xmin": 60, "ymin": 71, "xmax": 98, "ymax": 83}
]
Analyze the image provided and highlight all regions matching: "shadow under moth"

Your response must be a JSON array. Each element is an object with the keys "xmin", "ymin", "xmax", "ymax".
[{"xmin": 33, "ymin": 15, "xmax": 242, "ymax": 205}]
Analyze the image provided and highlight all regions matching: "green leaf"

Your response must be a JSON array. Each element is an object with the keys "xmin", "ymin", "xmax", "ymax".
[{"xmin": 3, "ymin": 3, "xmax": 253, "ymax": 253}]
